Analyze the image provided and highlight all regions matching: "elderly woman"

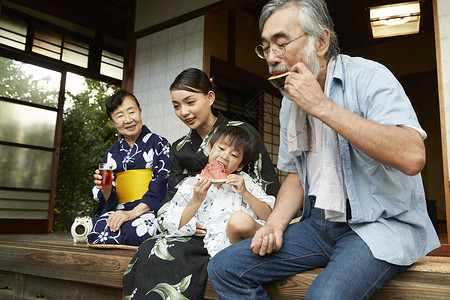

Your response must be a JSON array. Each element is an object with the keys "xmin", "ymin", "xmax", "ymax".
[{"xmin": 87, "ymin": 90, "xmax": 170, "ymax": 246}]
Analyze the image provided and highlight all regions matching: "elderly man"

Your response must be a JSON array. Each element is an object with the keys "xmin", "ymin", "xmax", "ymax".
[{"xmin": 207, "ymin": 0, "xmax": 440, "ymax": 299}]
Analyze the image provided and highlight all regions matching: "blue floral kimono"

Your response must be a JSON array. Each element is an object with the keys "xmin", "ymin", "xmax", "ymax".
[{"xmin": 88, "ymin": 125, "xmax": 170, "ymax": 246}]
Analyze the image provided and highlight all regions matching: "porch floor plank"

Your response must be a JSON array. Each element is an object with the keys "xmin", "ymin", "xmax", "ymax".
[
  {"xmin": 0, "ymin": 233, "xmax": 449, "ymax": 299},
  {"xmin": 0, "ymin": 233, "xmax": 133, "ymax": 299}
]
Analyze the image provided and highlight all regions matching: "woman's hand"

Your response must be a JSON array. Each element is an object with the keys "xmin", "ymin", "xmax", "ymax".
[
  {"xmin": 226, "ymin": 174, "xmax": 247, "ymax": 196},
  {"xmin": 107, "ymin": 210, "xmax": 134, "ymax": 232},
  {"xmin": 194, "ymin": 223, "xmax": 206, "ymax": 237},
  {"xmin": 107, "ymin": 203, "xmax": 150, "ymax": 232},
  {"xmin": 93, "ymin": 169, "xmax": 114, "ymax": 200}
]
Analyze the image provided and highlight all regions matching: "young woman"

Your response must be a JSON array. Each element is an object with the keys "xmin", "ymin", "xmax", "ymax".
[
  {"xmin": 88, "ymin": 90, "xmax": 170, "ymax": 246},
  {"xmin": 167, "ymin": 68, "xmax": 280, "ymax": 203},
  {"xmin": 123, "ymin": 68, "xmax": 280, "ymax": 299}
]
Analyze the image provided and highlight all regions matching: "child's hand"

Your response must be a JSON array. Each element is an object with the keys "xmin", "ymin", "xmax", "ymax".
[
  {"xmin": 193, "ymin": 177, "xmax": 211, "ymax": 204},
  {"xmin": 226, "ymin": 174, "xmax": 247, "ymax": 196}
]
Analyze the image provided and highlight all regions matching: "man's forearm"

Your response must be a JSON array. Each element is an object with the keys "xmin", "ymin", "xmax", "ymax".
[
  {"xmin": 317, "ymin": 101, "xmax": 425, "ymax": 175},
  {"xmin": 266, "ymin": 172, "xmax": 304, "ymax": 231}
]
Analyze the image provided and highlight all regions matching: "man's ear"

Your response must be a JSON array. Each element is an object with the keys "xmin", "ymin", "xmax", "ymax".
[
  {"xmin": 315, "ymin": 28, "xmax": 330, "ymax": 58},
  {"xmin": 108, "ymin": 118, "xmax": 114, "ymax": 125}
]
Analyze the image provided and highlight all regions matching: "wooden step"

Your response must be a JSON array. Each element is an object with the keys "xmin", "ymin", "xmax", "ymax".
[
  {"xmin": 0, "ymin": 233, "xmax": 449, "ymax": 299},
  {"xmin": 203, "ymin": 257, "xmax": 450, "ymax": 299},
  {"xmin": 0, "ymin": 233, "xmax": 131, "ymax": 299}
]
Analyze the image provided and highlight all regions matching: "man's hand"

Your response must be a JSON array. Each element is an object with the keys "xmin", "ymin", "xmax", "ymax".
[
  {"xmin": 284, "ymin": 62, "xmax": 332, "ymax": 118},
  {"xmin": 286, "ymin": 63, "xmax": 425, "ymax": 175},
  {"xmin": 250, "ymin": 224, "xmax": 284, "ymax": 256}
]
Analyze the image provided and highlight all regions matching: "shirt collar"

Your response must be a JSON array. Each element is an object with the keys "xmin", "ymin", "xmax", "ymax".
[{"xmin": 324, "ymin": 58, "xmax": 337, "ymax": 97}]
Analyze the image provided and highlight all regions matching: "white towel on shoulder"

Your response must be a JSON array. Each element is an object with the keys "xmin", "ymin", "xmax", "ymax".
[
  {"xmin": 287, "ymin": 105, "xmax": 316, "ymax": 155},
  {"xmin": 313, "ymin": 121, "xmax": 347, "ymax": 222},
  {"xmin": 286, "ymin": 59, "xmax": 347, "ymax": 222}
]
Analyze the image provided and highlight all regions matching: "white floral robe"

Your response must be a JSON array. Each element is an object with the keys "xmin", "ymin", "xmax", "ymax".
[{"xmin": 164, "ymin": 172, "xmax": 275, "ymax": 257}]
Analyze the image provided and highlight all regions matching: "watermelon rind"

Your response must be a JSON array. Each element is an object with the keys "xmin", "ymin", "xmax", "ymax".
[
  {"xmin": 197, "ymin": 177, "xmax": 227, "ymax": 184},
  {"xmin": 268, "ymin": 71, "xmax": 291, "ymax": 89},
  {"xmin": 211, "ymin": 179, "xmax": 227, "ymax": 184}
]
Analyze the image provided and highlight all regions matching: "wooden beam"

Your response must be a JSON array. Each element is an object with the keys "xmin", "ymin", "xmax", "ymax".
[
  {"xmin": 47, "ymin": 70, "xmax": 67, "ymax": 232},
  {"xmin": 6, "ymin": 0, "xmax": 130, "ymax": 40},
  {"xmin": 0, "ymin": 220, "xmax": 50, "ymax": 233},
  {"xmin": 121, "ymin": 0, "xmax": 137, "ymax": 92},
  {"xmin": 432, "ymin": 0, "xmax": 450, "ymax": 245},
  {"xmin": 429, "ymin": 244, "xmax": 450, "ymax": 256}
]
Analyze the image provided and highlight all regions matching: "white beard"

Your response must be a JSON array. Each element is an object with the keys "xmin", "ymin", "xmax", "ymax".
[{"xmin": 304, "ymin": 38, "xmax": 320, "ymax": 79}]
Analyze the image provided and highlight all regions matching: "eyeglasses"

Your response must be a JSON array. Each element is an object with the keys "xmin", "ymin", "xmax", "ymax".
[{"xmin": 255, "ymin": 34, "xmax": 306, "ymax": 60}]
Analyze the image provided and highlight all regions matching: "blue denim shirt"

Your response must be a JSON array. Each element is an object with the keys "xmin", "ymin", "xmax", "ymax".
[{"xmin": 278, "ymin": 54, "xmax": 440, "ymax": 265}]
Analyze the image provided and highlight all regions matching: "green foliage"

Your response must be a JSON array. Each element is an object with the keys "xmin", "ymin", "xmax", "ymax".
[
  {"xmin": 0, "ymin": 57, "xmax": 59, "ymax": 106},
  {"xmin": 53, "ymin": 79, "xmax": 119, "ymax": 231}
]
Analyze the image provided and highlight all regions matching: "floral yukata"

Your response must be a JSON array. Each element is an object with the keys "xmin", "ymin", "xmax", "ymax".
[
  {"xmin": 123, "ymin": 113, "xmax": 280, "ymax": 299},
  {"xmin": 165, "ymin": 173, "xmax": 275, "ymax": 257},
  {"xmin": 88, "ymin": 125, "xmax": 170, "ymax": 246}
]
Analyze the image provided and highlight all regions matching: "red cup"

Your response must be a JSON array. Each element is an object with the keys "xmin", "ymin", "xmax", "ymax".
[{"xmin": 99, "ymin": 163, "xmax": 113, "ymax": 189}]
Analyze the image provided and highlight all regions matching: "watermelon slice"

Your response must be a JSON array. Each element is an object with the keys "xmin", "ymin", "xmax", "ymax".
[
  {"xmin": 268, "ymin": 71, "xmax": 291, "ymax": 89},
  {"xmin": 200, "ymin": 161, "xmax": 228, "ymax": 183}
]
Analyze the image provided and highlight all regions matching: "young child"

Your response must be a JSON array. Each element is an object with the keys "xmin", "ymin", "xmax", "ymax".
[{"xmin": 164, "ymin": 126, "xmax": 275, "ymax": 257}]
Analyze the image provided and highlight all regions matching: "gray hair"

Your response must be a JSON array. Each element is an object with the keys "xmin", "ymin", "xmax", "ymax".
[{"xmin": 259, "ymin": 0, "xmax": 340, "ymax": 60}]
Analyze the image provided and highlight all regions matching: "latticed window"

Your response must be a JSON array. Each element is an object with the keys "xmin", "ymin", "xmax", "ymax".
[
  {"xmin": 31, "ymin": 28, "xmax": 89, "ymax": 69},
  {"xmin": 0, "ymin": 9, "xmax": 123, "ymax": 232},
  {"xmin": 0, "ymin": 57, "xmax": 61, "ymax": 222},
  {"xmin": 32, "ymin": 28, "xmax": 63, "ymax": 60},
  {"xmin": 63, "ymin": 37, "xmax": 89, "ymax": 68},
  {"xmin": 211, "ymin": 73, "xmax": 286, "ymax": 183},
  {"xmin": 212, "ymin": 74, "xmax": 260, "ymax": 129},
  {"xmin": 101, "ymin": 50, "xmax": 123, "ymax": 80},
  {"xmin": 0, "ymin": 15, "xmax": 27, "ymax": 50},
  {"xmin": 262, "ymin": 93, "xmax": 286, "ymax": 183},
  {"xmin": 0, "ymin": 13, "xmax": 123, "ymax": 80}
]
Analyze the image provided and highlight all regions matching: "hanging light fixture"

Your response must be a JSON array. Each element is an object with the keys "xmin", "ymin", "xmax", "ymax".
[{"xmin": 369, "ymin": 1, "xmax": 421, "ymax": 39}]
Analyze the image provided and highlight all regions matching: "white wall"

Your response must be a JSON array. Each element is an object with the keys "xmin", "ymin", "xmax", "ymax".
[
  {"xmin": 135, "ymin": 0, "xmax": 220, "ymax": 32},
  {"xmin": 436, "ymin": 0, "xmax": 450, "ymax": 174},
  {"xmin": 133, "ymin": 16, "xmax": 204, "ymax": 143}
]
